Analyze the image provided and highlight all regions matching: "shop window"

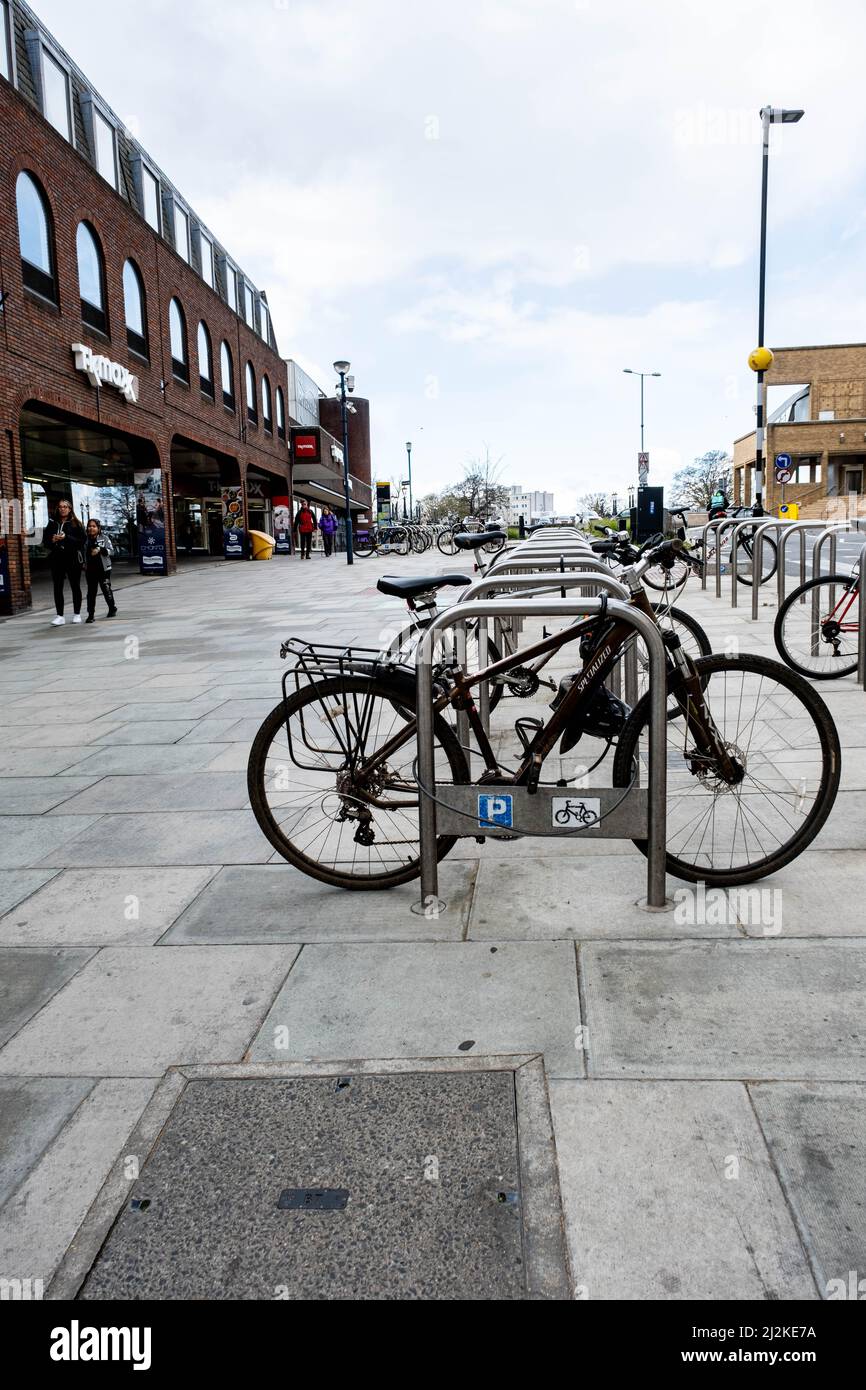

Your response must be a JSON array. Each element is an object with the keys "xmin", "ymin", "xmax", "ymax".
[
  {"xmin": 16, "ymin": 171, "xmax": 57, "ymax": 303},
  {"xmin": 262, "ymin": 375, "xmax": 272, "ymax": 433},
  {"xmin": 221, "ymin": 341, "xmax": 235, "ymax": 410},
  {"xmin": 246, "ymin": 362, "xmax": 258, "ymax": 424},
  {"xmin": 41, "ymin": 48, "xmax": 72, "ymax": 142},
  {"xmin": 169, "ymin": 297, "xmax": 189, "ymax": 383},
  {"xmin": 198, "ymin": 321, "xmax": 214, "ymax": 399},
  {"xmin": 123, "ymin": 259, "xmax": 148, "ymax": 359},
  {"xmin": 76, "ymin": 221, "xmax": 107, "ymax": 334},
  {"xmin": 276, "ymin": 386, "xmax": 286, "ymax": 441}
]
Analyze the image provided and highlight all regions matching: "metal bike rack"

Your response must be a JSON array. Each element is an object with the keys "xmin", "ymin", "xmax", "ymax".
[
  {"xmin": 728, "ymin": 517, "xmax": 788, "ymax": 609},
  {"xmin": 775, "ymin": 521, "xmax": 830, "ymax": 611},
  {"xmin": 699, "ymin": 518, "xmax": 728, "ymax": 590},
  {"xmin": 452, "ymin": 571, "xmax": 635, "ymax": 736},
  {"xmin": 858, "ymin": 544, "xmax": 866, "ymax": 692},
  {"xmin": 415, "ymin": 596, "xmax": 670, "ymax": 912},
  {"xmin": 809, "ymin": 522, "xmax": 866, "ymax": 654}
]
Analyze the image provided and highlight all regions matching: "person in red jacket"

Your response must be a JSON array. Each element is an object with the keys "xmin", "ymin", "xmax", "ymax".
[{"xmin": 294, "ymin": 501, "xmax": 315, "ymax": 559}]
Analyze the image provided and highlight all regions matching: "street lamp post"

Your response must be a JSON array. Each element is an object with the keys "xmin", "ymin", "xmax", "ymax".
[
  {"xmin": 751, "ymin": 105, "xmax": 804, "ymax": 515},
  {"xmin": 333, "ymin": 359, "xmax": 354, "ymax": 565},
  {"xmin": 623, "ymin": 369, "xmax": 661, "ymax": 484},
  {"xmin": 405, "ymin": 441, "xmax": 413, "ymax": 521}
]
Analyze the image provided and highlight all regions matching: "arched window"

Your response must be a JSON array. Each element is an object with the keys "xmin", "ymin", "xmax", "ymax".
[
  {"xmin": 275, "ymin": 386, "xmax": 286, "ymax": 441},
  {"xmin": 220, "ymin": 341, "xmax": 235, "ymax": 411},
  {"xmin": 262, "ymin": 375, "xmax": 272, "ymax": 433},
  {"xmin": 197, "ymin": 321, "xmax": 214, "ymax": 399},
  {"xmin": 122, "ymin": 259, "xmax": 148, "ymax": 359},
  {"xmin": 169, "ymin": 298, "xmax": 188, "ymax": 383},
  {"xmin": 76, "ymin": 222, "xmax": 107, "ymax": 333},
  {"xmin": 16, "ymin": 171, "xmax": 57, "ymax": 302},
  {"xmin": 245, "ymin": 361, "xmax": 257, "ymax": 425}
]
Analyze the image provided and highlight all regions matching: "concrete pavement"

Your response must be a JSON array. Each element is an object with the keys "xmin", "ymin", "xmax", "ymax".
[{"xmin": 1, "ymin": 546, "xmax": 866, "ymax": 1299}]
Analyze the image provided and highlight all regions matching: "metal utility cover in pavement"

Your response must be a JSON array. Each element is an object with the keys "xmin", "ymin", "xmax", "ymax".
[{"xmin": 66, "ymin": 1057, "xmax": 570, "ymax": 1301}]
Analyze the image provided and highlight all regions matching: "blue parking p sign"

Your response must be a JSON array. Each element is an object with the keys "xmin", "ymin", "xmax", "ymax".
[{"xmin": 478, "ymin": 794, "xmax": 513, "ymax": 828}]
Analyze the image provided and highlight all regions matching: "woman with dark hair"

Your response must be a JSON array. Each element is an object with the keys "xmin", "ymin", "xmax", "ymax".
[
  {"xmin": 42, "ymin": 499, "xmax": 86, "ymax": 626},
  {"xmin": 319, "ymin": 505, "xmax": 338, "ymax": 557}
]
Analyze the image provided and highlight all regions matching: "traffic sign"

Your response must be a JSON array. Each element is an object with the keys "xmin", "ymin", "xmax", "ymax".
[
  {"xmin": 775, "ymin": 452, "xmax": 792, "ymax": 474},
  {"xmin": 776, "ymin": 468, "xmax": 792, "ymax": 485},
  {"xmin": 638, "ymin": 452, "xmax": 649, "ymax": 485}
]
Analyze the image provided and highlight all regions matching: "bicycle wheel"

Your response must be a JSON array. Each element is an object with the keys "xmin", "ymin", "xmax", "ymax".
[
  {"xmin": 735, "ymin": 531, "xmax": 777, "ymax": 585},
  {"xmin": 437, "ymin": 529, "xmax": 458, "ymax": 556},
  {"xmin": 390, "ymin": 527, "xmax": 411, "ymax": 557},
  {"xmin": 643, "ymin": 555, "xmax": 690, "ymax": 592},
  {"xmin": 410, "ymin": 530, "xmax": 427, "ymax": 555},
  {"xmin": 774, "ymin": 574, "xmax": 859, "ymax": 679},
  {"xmin": 247, "ymin": 675, "xmax": 469, "ymax": 890},
  {"xmin": 354, "ymin": 532, "xmax": 376, "ymax": 557},
  {"xmin": 612, "ymin": 653, "xmax": 840, "ymax": 886},
  {"xmin": 386, "ymin": 622, "xmax": 504, "ymax": 712},
  {"xmin": 479, "ymin": 533, "xmax": 506, "ymax": 556}
]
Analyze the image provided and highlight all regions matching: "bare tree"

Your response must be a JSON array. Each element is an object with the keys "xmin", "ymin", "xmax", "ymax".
[
  {"xmin": 671, "ymin": 450, "xmax": 733, "ymax": 509},
  {"xmin": 578, "ymin": 492, "xmax": 610, "ymax": 516}
]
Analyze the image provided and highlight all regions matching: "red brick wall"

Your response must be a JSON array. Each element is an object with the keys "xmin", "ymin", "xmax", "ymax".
[{"xmin": 0, "ymin": 75, "xmax": 291, "ymax": 611}]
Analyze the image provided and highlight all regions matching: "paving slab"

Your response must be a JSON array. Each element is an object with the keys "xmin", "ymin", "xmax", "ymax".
[
  {"xmin": 0, "ymin": 947, "xmax": 94, "ymax": 1047},
  {"xmin": 581, "ymin": 940, "xmax": 866, "ymax": 1079},
  {"xmin": 0, "ymin": 1078, "xmax": 156, "ymax": 1289},
  {"xmin": 0, "ymin": 867, "xmax": 218, "ymax": 946},
  {"xmin": 100, "ymin": 697, "xmax": 228, "ymax": 722},
  {"xmin": 84, "ymin": 720, "xmax": 198, "ymax": 744},
  {"xmin": 0, "ymin": 747, "xmax": 100, "ymax": 777},
  {"xmin": 0, "ymin": 945, "xmax": 297, "ymax": 1076},
  {"xmin": 550, "ymin": 1080, "xmax": 815, "ymax": 1299},
  {"xmin": 731, "ymin": 851, "xmax": 866, "ymax": 937},
  {"xmin": 163, "ymin": 862, "xmax": 475, "ymax": 943},
  {"xmin": 0, "ymin": 869, "xmax": 58, "ymax": 916},
  {"xmin": 469, "ymin": 857, "xmax": 738, "ymax": 939},
  {"xmin": 48, "ymin": 771, "xmax": 250, "ymax": 815},
  {"xmin": 67, "ymin": 743, "xmax": 233, "ymax": 776},
  {"xmin": 249, "ymin": 942, "xmax": 583, "ymax": 1078},
  {"xmin": 750, "ymin": 1081, "xmax": 866, "ymax": 1297},
  {"xmin": 0, "ymin": 723, "xmax": 125, "ymax": 748},
  {"xmin": 0, "ymin": 776, "xmax": 103, "ymax": 815},
  {"xmin": 36, "ymin": 810, "xmax": 273, "ymax": 867},
  {"xmin": 0, "ymin": 1077, "xmax": 95, "ymax": 1207}
]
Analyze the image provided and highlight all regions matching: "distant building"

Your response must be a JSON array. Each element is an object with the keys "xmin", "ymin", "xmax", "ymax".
[
  {"xmin": 505, "ymin": 486, "xmax": 555, "ymax": 526},
  {"xmin": 733, "ymin": 343, "xmax": 866, "ymax": 517}
]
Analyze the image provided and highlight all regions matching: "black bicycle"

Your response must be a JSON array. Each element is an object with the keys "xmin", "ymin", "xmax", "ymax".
[{"xmin": 248, "ymin": 538, "xmax": 839, "ymax": 892}]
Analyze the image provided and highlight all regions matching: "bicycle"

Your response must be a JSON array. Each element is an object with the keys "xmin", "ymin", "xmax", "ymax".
[
  {"xmin": 248, "ymin": 537, "xmax": 840, "ymax": 890},
  {"xmin": 354, "ymin": 522, "xmax": 410, "ymax": 557},
  {"xmin": 653, "ymin": 507, "xmax": 778, "ymax": 591},
  {"xmin": 774, "ymin": 568, "xmax": 860, "ymax": 679}
]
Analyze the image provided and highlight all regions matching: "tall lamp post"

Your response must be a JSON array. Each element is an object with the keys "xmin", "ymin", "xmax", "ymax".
[
  {"xmin": 333, "ymin": 360, "xmax": 354, "ymax": 565},
  {"xmin": 405, "ymin": 441, "xmax": 413, "ymax": 521},
  {"xmin": 749, "ymin": 105, "xmax": 804, "ymax": 516},
  {"xmin": 623, "ymin": 369, "xmax": 661, "ymax": 486}
]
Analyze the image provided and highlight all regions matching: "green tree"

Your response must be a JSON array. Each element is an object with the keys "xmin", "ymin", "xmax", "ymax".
[{"xmin": 671, "ymin": 451, "xmax": 733, "ymax": 509}]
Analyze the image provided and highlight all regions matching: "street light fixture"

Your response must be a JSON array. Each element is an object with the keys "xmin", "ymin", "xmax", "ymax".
[
  {"xmin": 750, "ymin": 105, "xmax": 804, "ymax": 515},
  {"xmin": 405, "ymin": 441, "xmax": 413, "ymax": 521},
  {"xmin": 623, "ymin": 369, "xmax": 661, "ymax": 483},
  {"xmin": 332, "ymin": 359, "xmax": 354, "ymax": 565}
]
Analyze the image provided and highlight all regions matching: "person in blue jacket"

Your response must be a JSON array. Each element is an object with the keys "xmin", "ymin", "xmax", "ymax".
[{"xmin": 319, "ymin": 505, "xmax": 338, "ymax": 557}]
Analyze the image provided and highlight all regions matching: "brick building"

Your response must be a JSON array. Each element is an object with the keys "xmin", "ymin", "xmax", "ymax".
[
  {"xmin": 0, "ymin": 0, "xmax": 299, "ymax": 613},
  {"xmin": 733, "ymin": 343, "xmax": 866, "ymax": 518}
]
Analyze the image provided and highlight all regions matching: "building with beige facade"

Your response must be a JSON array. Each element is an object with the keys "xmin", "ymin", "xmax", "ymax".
[{"xmin": 733, "ymin": 343, "xmax": 866, "ymax": 517}]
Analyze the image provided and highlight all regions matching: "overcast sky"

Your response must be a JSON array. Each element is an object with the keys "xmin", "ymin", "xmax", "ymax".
[{"xmin": 34, "ymin": 0, "xmax": 866, "ymax": 511}]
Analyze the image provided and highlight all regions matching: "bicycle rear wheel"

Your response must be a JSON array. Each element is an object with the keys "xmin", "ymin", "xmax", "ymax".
[
  {"xmin": 735, "ymin": 531, "xmax": 777, "ymax": 585},
  {"xmin": 247, "ymin": 675, "xmax": 469, "ymax": 889},
  {"xmin": 773, "ymin": 574, "xmax": 859, "ymax": 679},
  {"xmin": 354, "ymin": 532, "xmax": 376, "ymax": 557},
  {"xmin": 387, "ymin": 622, "xmax": 504, "ymax": 712},
  {"xmin": 612, "ymin": 653, "xmax": 840, "ymax": 885},
  {"xmin": 437, "ymin": 529, "xmax": 458, "ymax": 556},
  {"xmin": 643, "ymin": 555, "xmax": 690, "ymax": 592}
]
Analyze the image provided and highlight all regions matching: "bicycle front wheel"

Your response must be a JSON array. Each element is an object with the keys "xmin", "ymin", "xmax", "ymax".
[
  {"xmin": 247, "ymin": 676, "xmax": 469, "ymax": 890},
  {"xmin": 437, "ymin": 529, "xmax": 458, "ymax": 556},
  {"xmin": 774, "ymin": 574, "xmax": 859, "ymax": 679},
  {"xmin": 612, "ymin": 653, "xmax": 840, "ymax": 885},
  {"xmin": 643, "ymin": 556, "xmax": 690, "ymax": 592},
  {"xmin": 735, "ymin": 532, "xmax": 777, "ymax": 585}
]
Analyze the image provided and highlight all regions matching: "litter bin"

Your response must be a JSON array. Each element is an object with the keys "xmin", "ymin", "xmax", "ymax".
[{"xmin": 249, "ymin": 529, "xmax": 276, "ymax": 560}]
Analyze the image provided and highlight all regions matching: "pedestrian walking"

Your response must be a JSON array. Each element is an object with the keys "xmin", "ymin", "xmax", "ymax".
[
  {"xmin": 319, "ymin": 505, "xmax": 338, "ymax": 557},
  {"xmin": 294, "ymin": 500, "xmax": 315, "ymax": 559},
  {"xmin": 43, "ymin": 499, "xmax": 86, "ymax": 626},
  {"xmin": 83, "ymin": 519, "xmax": 118, "ymax": 622}
]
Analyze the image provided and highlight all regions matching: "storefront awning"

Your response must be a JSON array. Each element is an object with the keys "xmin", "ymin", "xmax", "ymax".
[{"xmin": 292, "ymin": 478, "xmax": 370, "ymax": 513}]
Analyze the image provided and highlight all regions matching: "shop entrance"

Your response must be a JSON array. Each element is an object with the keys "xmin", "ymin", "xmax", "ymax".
[
  {"xmin": 170, "ymin": 438, "xmax": 241, "ymax": 561},
  {"xmin": 20, "ymin": 403, "xmax": 157, "ymax": 575}
]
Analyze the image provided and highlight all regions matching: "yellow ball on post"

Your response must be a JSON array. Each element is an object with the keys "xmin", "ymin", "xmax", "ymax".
[{"xmin": 748, "ymin": 346, "xmax": 774, "ymax": 372}]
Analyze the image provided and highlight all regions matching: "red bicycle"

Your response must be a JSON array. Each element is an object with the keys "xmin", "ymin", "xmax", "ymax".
[{"xmin": 774, "ymin": 569, "xmax": 859, "ymax": 679}]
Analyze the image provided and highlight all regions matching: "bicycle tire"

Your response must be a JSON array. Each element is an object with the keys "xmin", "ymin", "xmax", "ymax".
[
  {"xmin": 612, "ymin": 652, "xmax": 840, "ymax": 886},
  {"xmin": 735, "ymin": 534, "xmax": 777, "ymax": 586},
  {"xmin": 773, "ymin": 574, "xmax": 859, "ymax": 680},
  {"xmin": 354, "ymin": 537, "xmax": 376, "ymax": 557},
  {"xmin": 247, "ymin": 675, "xmax": 469, "ymax": 890},
  {"xmin": 387, "ymin": 622, "xmax": 504, "ymax": 712},
  {"xmin": 643, "ymin": 556, "xmax": 690, "ymax": 591},
  {"xmin": 437, "ymin": 530, "xmax": 458, "ymax": 556}
]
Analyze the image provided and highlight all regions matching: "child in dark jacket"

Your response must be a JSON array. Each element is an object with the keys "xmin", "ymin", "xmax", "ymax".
[{"xmin": 84, "ymin": 520, "xmax": 117, "ymax": 622}]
